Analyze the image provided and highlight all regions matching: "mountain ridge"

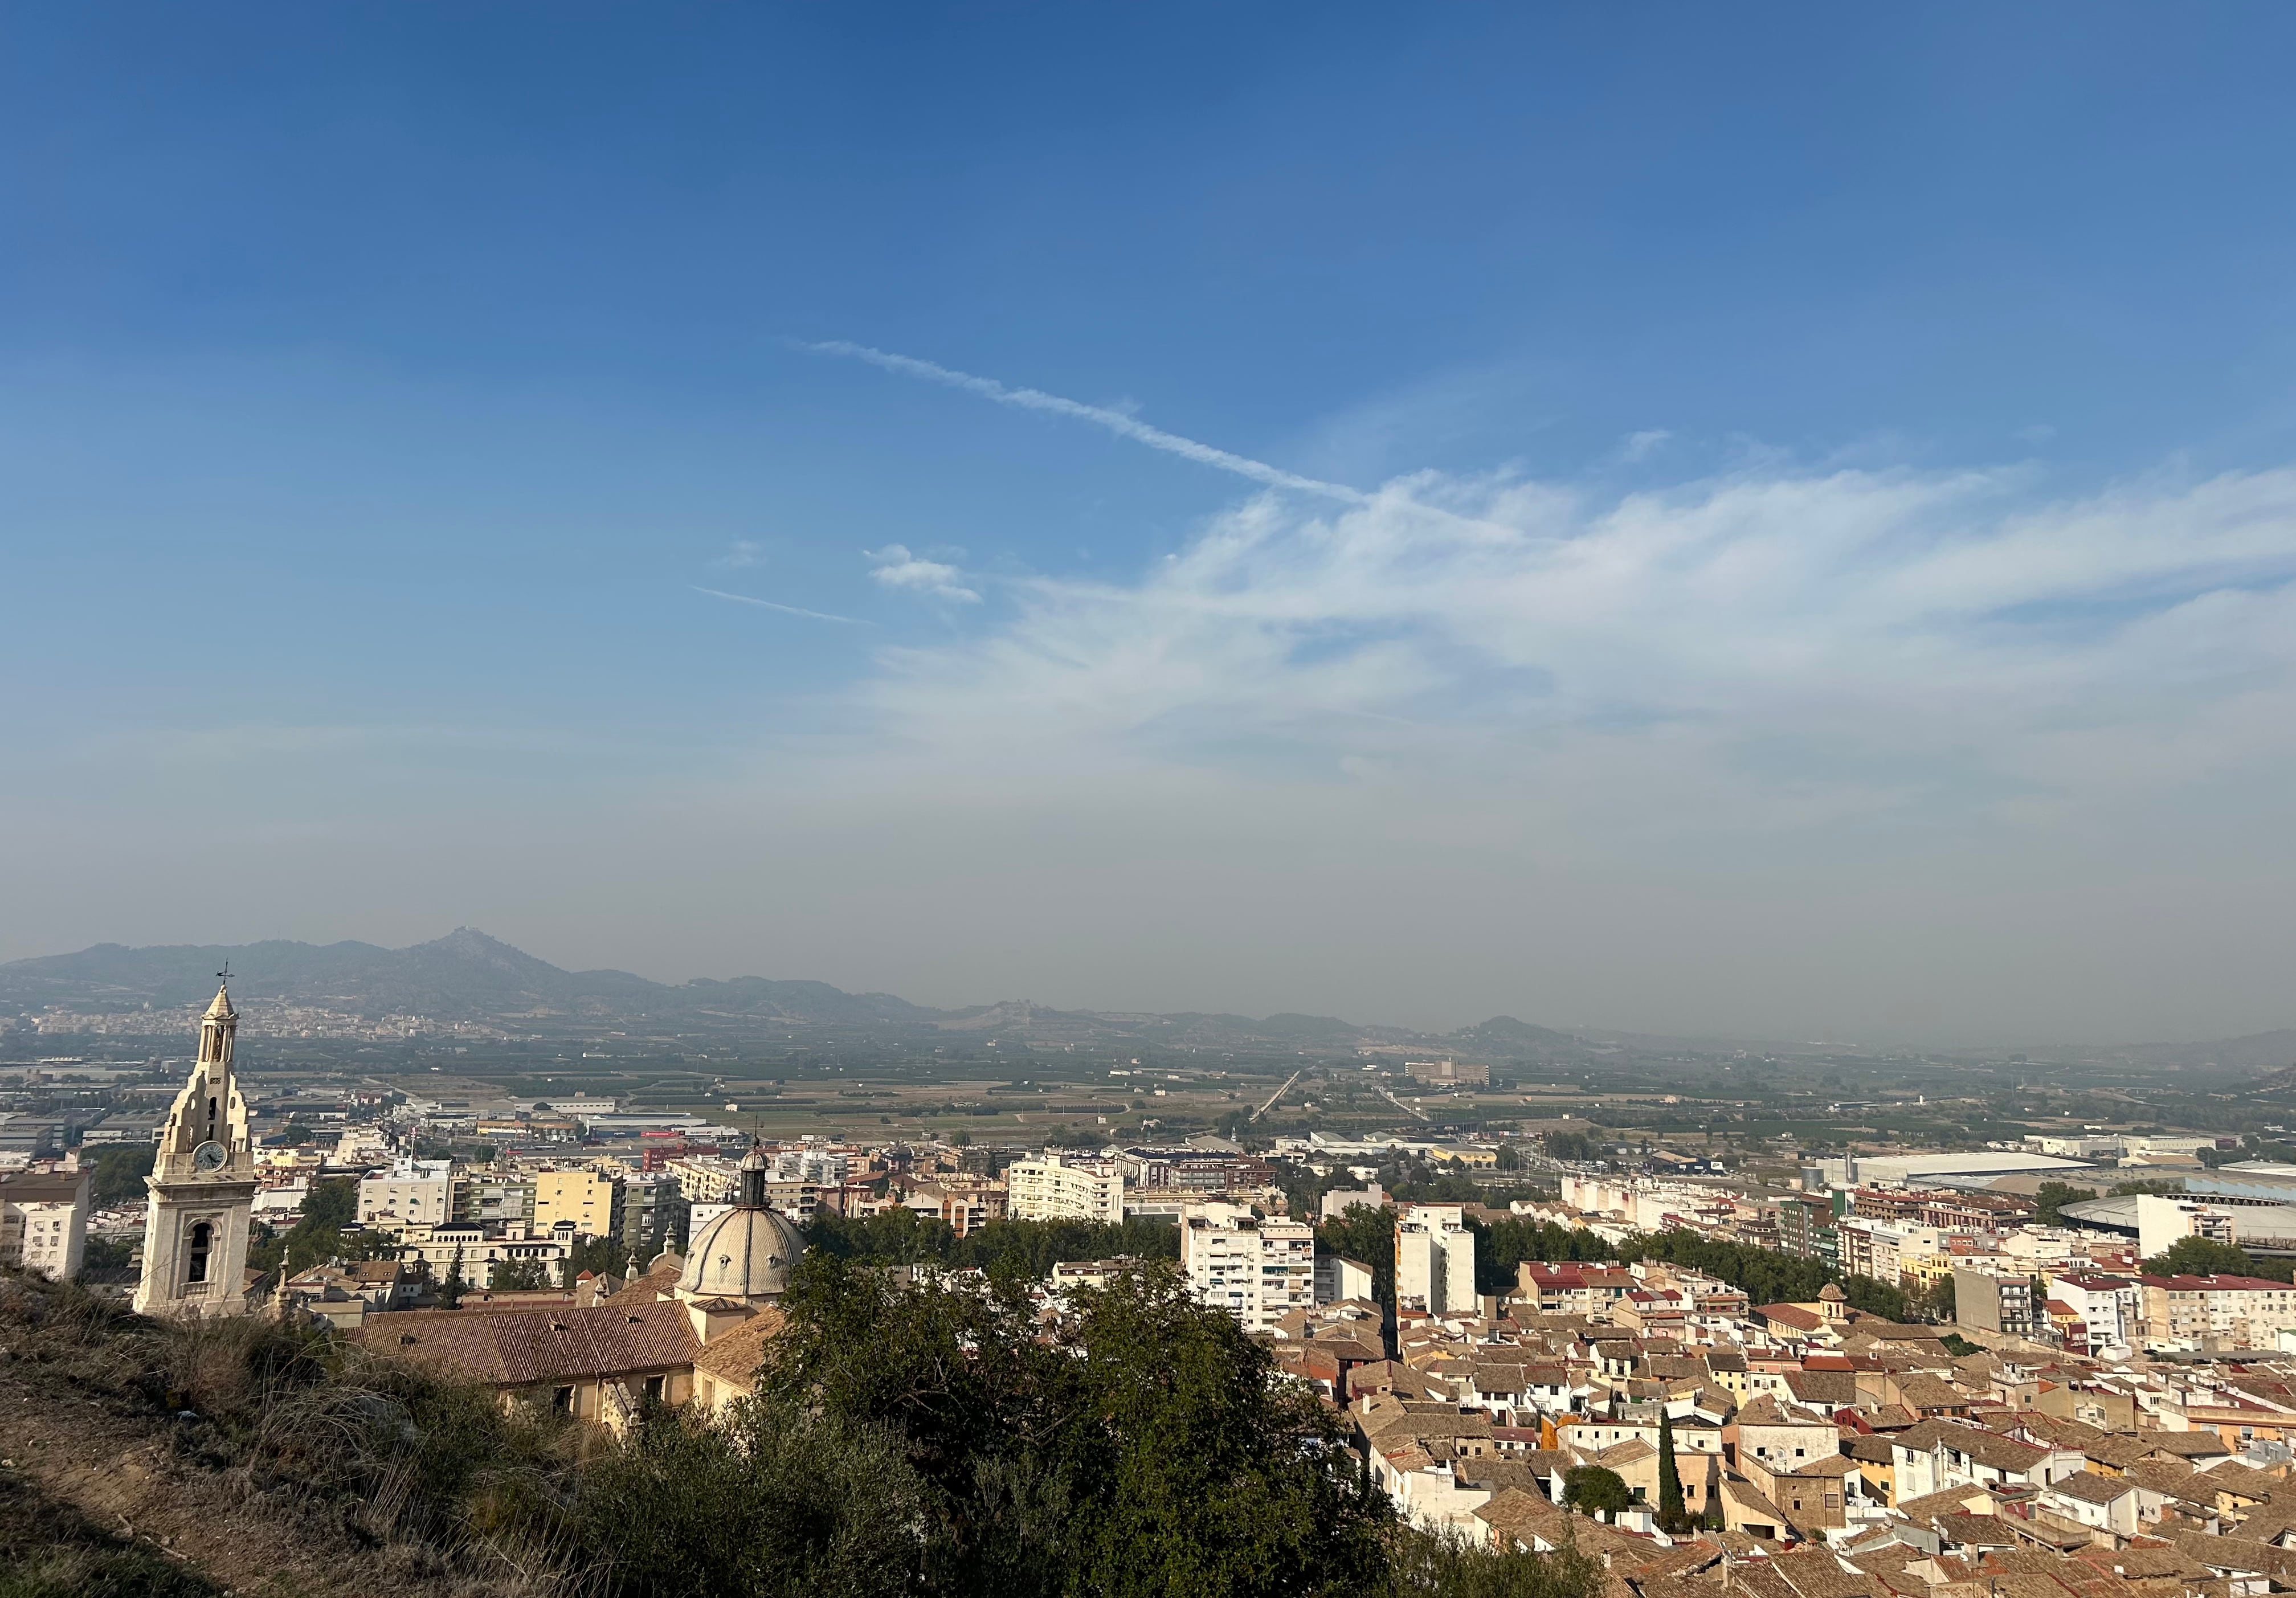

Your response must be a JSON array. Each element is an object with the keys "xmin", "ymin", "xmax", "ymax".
[{"xmin": 3, "ymin": 931, "xmax": 2291, "ymax": 1066}]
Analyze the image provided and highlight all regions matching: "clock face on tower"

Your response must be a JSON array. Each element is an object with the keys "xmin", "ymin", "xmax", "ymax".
[{"xmin": 191, "ymin": 1140, "xmax": 228, "ymax": 1172}]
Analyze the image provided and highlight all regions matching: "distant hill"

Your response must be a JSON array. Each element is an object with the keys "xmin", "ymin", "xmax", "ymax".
[
  {"xmin": 0, "ymin": 928, "xmax": 936, "ymax": 1029},
  {"xmin": 6, "ymin": 931, "xmax": 2287, "ymax": 1064},
  {"xmin": 1448, "ymin": 1015, "xmax": 1605, "ymax": 1061}
]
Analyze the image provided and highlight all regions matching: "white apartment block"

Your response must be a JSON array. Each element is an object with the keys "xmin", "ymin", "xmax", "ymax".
[
  {"xmin": 2136, "ymin": 1193, "xmax": 2236, "ymax": 1261},
  {"xmin": 775, "ymin": 1146, "xmax": 848, "ymax": 1186},
  {"xmin": 2048, "ymin": 1271, "xmax": 2143, "ymax": 1356},
  {"xmin": 1181, "ymin": 1201, "xmax": 1314, "ymax": 1330},
  {"xmin": 356, "ymin": 1158, "xmax": 457, "ymax": 1232},
  {"xmin": 0, "ymin": 1169, "xmax": 90, "ymax": 1281},
  {"xmin": 1837, "ymin": 1217, "xmax": 1915, "ymax": 1284},
  {"xmin": 1559, "ymin": 1174, "xmax": 1733, "ymax": 1235},
  {"xmin": 666, "ymin": 1155, "xmax": 742, "ymax": 1205},
  {"xmin": 1395, "ymin": 1203, "xmax": 1475, "ymax": 1314},
  {"xmin": 1007, "ymin": 1152, "xmax": 1125, "ymax": 1224}
]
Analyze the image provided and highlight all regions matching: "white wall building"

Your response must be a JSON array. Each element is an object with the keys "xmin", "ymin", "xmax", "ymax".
[
  {"xmin": 2046, "ymin": 1271, "xmax": 2143, "ymax": 1356},
  {"xmin": 1181, "ymin": 1201, "xmax": 1314, "ymax": 1330},
  {"xmin": 357, "ymin": 1158, "xmax": 458, "ymax": 1232},
  {"xmin": 0, "ymin": 1168, "xmax": 91, "ymax": 1281},
  {"xmin": 1007, "ymin": 1152, "xmax": 1125, "ymax": 1224},
  {"xmin": 1321, "ymin": 1183, "xmax": 1387, "ymax": 1220},
  {"xmin": 2136, "ymin": 1193, "xmax": 2236, "ymax": 1260},
  {"xmin": 1395, "ymin": 1203, "xmax": 1475, "ymax": 1314}
]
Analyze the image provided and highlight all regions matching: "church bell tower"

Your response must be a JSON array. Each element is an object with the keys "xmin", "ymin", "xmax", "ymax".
[{"xmin": 134, "ymin": 975, "xmax": 259, "ymax": 1318}]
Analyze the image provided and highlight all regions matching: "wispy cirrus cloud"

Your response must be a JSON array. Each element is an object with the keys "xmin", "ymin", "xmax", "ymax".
[
  {"xmin": 864, "ymin": 543, "xmax": 981, "ymax": 603},
  {"xmin": 854, "ymin": 460, "xmax": 2296, "ymax": 845}
]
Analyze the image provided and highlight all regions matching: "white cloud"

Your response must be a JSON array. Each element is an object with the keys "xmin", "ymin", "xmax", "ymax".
[
  {"xmin": 864, "ymin": 543, "xmax": 982, "ymax": 604},
  {"xmin": 855, "ymin": 462, "xmax": 2296, "ymax": 845},
  {"xmin": 1615, "ymin": 428, "xmax": 1672, "ymax": 463},
  {"xmin": 712, "ymin": 539, "xmax": 765, "ymax": 569}
]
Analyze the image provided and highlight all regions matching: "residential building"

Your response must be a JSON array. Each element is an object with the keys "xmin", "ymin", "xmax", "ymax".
[
  {"xmin": 1953, "ymin": 1264, "xmax": 2036, "ymax": 1338},
  {"xmin": 619, "ymin": 1173, "xmax": 689, "ymax": 1261},
  {"xmin": 1395, "ymin": 1204, "xmax": 1474, "ymax": 1315},
  {"xmin": 1007, "ymin": 1152, "xmax": 1125, "ymax": 1224},
  {"xmin": 904, "ymin": 1176, "xmax": 1007, "ymax": 1236},
  {"xmin": 2046, "ymin": 1271, "xmax": 2143, "ymax": 1357},
  {"xmin": 357, "ymin": 1159, "xmax": 458, "ymax": 1232},
  {"xmin": 454, "ymin": 1174, "xmax": 538, "ymax": 1227},
  {"xmin": 534, "ymin": 1168, "xmax": 621, "ymax": 1237},
  {"xmin": 665, "ymin": 1155, "xmax": 741, "ymax": 1206},
  {"xmin": 1315, "ymin": 1254, "xmax": 1375, "ymax": 1305},
  {"xmin": 0, "ymin": 1167, "xmax": 91, "ymax": 1280},
  {"xmin": 1180, "ymin": 1201, "xmax": 1314, "ymax": 1331},
  {"xmin": 2135, "ymin": 1193, "xmax": 2237, "ymax": 1261},
  {"xmin": 1321, "ymin": 1183, "xmax": 1387, "ymax": 1220},
  {"xmin": 2138, "ymin": 1273, "xmax": 2296, "ymax": 1350}
]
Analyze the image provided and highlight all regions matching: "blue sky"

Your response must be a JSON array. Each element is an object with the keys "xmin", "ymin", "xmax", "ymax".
[{"xmin": 7, "ymin": 6, "xmax": 2296, "ymax": 1043}]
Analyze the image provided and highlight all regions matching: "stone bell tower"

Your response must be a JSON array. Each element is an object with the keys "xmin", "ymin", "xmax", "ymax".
[{"xmin": 134, "ymin": 975, "xmax": 259, "ymax": 1318}]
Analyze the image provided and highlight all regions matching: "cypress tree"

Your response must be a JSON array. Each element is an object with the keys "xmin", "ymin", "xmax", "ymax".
[{"xmin": 1657, "ymin": 1408, "xmax": 1685, "ymax": 1531}]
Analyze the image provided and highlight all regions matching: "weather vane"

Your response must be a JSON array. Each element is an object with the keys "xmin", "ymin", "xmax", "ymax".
[{"xmin": 217, "ymin": 961, "xmax": 232, "ymax": 984}]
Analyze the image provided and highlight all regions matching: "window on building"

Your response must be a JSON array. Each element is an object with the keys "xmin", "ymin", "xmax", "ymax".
[{"xmin": 186, "ymin": 1221, "xmax": 212, "ymax": 1284}]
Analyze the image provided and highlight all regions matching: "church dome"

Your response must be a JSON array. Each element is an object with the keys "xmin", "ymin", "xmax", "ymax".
[
  {"xmin": 675, "ymin": 1139, "xmax": 805, "ymax": 1303},
  {"xmin": 677, "ymin": 1205, "xmax": 805, "ymax": 1302}
]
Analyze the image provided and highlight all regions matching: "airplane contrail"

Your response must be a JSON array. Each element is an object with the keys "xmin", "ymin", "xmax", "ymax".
[
  {"xmin": 692, "ymin": 586, "xmax": 867, "ymax": 625},
  {"xmin": 806, "ymin": 340, "xmax": 1369, "ymax": 505}
]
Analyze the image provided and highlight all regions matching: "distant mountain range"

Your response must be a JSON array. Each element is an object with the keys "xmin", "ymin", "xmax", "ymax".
[
  {"xmin": 3, "ymin": 929, "xmax": 2291, "ymax": 1070},
  {"xmin": 0, "ymin": 929, "xmax": 1608, "ymax": 1058}
]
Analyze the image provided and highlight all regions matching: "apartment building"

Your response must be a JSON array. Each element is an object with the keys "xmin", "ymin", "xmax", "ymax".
[
  {"xmin": 1180, "ymin": 1201, "xmax": 1314, "ymax": 1331},
  {"xmin": 0, "ymin": 1168, "xmax": 90, "ymax": 1281},
  {"xmin": 2046, "ymin": 1271, "xmax": 2143, "ymax": 1356},
  {"xmin": 619, "ymin": 1173, "xmax": 689, "ymax": 1260},
  {"xmin": 1007, "ymin": 1152, "xmax": 1125, "ymax": 1224},
  {"xmin": 534, "ymin": 1168, "xmax": 621, "ymax": 1238},
  {"xmin": 904, "ymin": 1176, "xmax": 1007, "ymax": 1236},
  {"xmin": 2138, "ymin": 1273, "xmax": 2296, "ymax": 1350},
  {"xmin": 666, "ymin": 1155, "xmax": 741, "ymax": 1205},
  {"xmin": 455, "ymin": 1174, "xmax": 538, "ymax": 1227},
  {"xmin": 1394, "ymin": 1203, "xmax": 1475, "ymax": 1315},
  {"xmin": 356, "ymin": 1158, "xmax": 457, "ymax": 1232},
  {"xmin": 1953, "ymin": 1264, "xmax": 2036, "ymax": 1338}
]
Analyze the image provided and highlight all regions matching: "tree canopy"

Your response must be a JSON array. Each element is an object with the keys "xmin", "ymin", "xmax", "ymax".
[
  {"xmin": 575, "ymin": 1256, "xmax": 1595, "ymax": 1598},
  {"xmin": 2143, "ymin": 1235, "xmax": 2295, "ymax": 1282}
]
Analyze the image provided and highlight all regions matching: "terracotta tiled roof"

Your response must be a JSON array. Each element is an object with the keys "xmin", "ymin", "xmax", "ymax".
[
  {"xmin": 358, "ymin": 1301, "xmax": 701, "ymax": 1386},
  {"xmin": 691, "ymin": 1305, "xmax": 787, "ymax": 1388}
]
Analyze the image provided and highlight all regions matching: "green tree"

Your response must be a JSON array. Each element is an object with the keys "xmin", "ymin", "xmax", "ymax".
[
  {"xmin": 2144, "ymin": 1235, "xmax": 2294, "ymax": 1282},
  {"xmin": 562, "ymin": 1232, "xmax": 634, "ymax": 1285},
  {"xmin": 1560, "ymin": 1466, "xmax": 1631, "ymax": 1521},
  {"xmin": 244, "ymin": 1177, "xmax": 398, "ymax": 1278},
  {"xmin": 490, "ymin": 1258, "xmax": 553, "ymax": 1291},
  {"xmin": 86, "ymin": 1143, "xmax": 157, "ymax": 1206},
  {"xmin": 751, "ymin": 1253, "xmax": 1393, "ymax": 1598},
  {"xmin": 1315, "ymin": 1204, "xmax": 1398, "ymax": 1306},
  {"xmin": 575, "ymin": 1397, "xmax": 935, "ymax": 1597},
  {"xmin": 1656, "ymin": 1411, "xmax": 1685, "ymax": 1532},
  {"xmin": 2033, "ymin": 1181, "xmax": 2097, "ymax": 1227}
]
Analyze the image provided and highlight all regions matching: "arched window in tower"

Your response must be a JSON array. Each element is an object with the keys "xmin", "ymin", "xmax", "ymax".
[{"xmin": 186, "ymin": 1221, "xmax": 213, "ymax": 1284}]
